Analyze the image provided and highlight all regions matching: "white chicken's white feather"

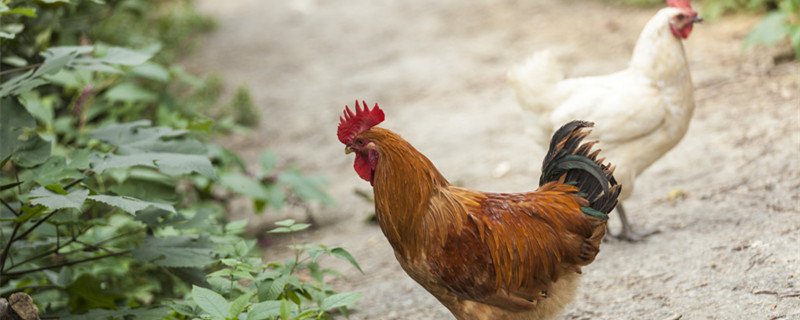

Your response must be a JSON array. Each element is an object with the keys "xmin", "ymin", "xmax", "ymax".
[{"xmin": 509, "ymin": 7, "xmax": 697, "ymax": 201}]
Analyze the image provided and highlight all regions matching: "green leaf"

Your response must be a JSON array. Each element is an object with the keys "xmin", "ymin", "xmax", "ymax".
[
  {"xmin": 319, "ymin": 292, "xmax": 362, "ymax": 311},
  {"xmin": 66, "ymin": 274, "xmax": 124, "ymax": 311},
  {"xmin": 129, "ymin": 62, "xmax": 170, "ymax": 82},
  {"xmin": 11, "ymin": 133, "xmax": 51, "ymax": 167},
  {"xmin": 131, "ymin": 236, "xmax": 216, "ymax": 267},
  {"xmin": 744, "ymin": 11, "xmax": 791, "ymax": 48},
  {"xmin": 230, "ymin": 291, "xmax": 255, "ymax": 317},
  {"xmin": 225, "ymin": 219, "xmax": 249, "ymax": 235},
  {"xmin": 55, "ymin": 266, "xmax": 74, "ymax": 288},
  {"xmin": 258, "ymin": 276, "xmax": 288, "ymax": 301},
  {"xmin": 88, "ymin": 194, "xmax": 175, "ymax": 214},
  {"xmin": 192, "ymin": 285, "xmax": 229, "ymax": 320},
  {"xmin": 0, "ymin": 7, "xmax": 37, "ymax": 17},
  {"xmin": 90, "ymin": 153, "xmax": 215, "ymax": 178},
  {"xmin": 279, "ymin": 299, "xmax": 291, "ymax": 320},
  {"xmin": 90, "ymin": 122, "xmax": 204, "ymax": 154},
  {"xmin": 260, "ymin": 150, "xmax": 276, "ymax": 174},
  {"xmin": 68, "ymin": 148, "xmax": 91, "ymax": 170},
  {"xmin": 274, "ymin": 219, "xmax": 295, "ymax": 227},
  {"xmin": 330, "ymin": 247, "xmax": 363, "ymax": 273},
  {"xmin": 247, "ymin": 301, "xmax": 282, "ymax": 320},
  {"xmin": 29, "ymin": 156, "xmax": 83, "ymax": 186},
  {"xmin": 38, "ymin": 46, "xmax": 91, "ymax": 76},
  {"xmin": 278, "ymin": 169, "xmax": 333, "ymax": 204},
  {"xmin": 95, "ymin": 46, "xmax": 153, "ymax": 66},
  {"xmin": 0, "ymin": 97, "xmax": 36, "ymax": 162},
  {"xmin": 18, "ymin": 89, "xmax": 54, "ymax": 128},
  {"xmin": 0, "ymin": 181, "xmax": 23, "ymax": 191},
  {"xmin": 29, "ymin": 187, "xmax": 89, "ymax": 210},
  {"xmin": 219, "ymin": 172, "xmax": 276, "ymax": 201},
  {"xmin": 264, "ymin": 183, "xmax": 285, "ymax": 210},
  {"xmin": 104, "ymin": 83, "xmax": 157, "ymax": 102}
]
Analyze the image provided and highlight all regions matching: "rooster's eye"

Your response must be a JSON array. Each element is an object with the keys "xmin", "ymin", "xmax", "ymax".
[
  {"xmin": 356, "ymin": 139, "xmax": 364, "ymax": 146},
  {"xmin": 676, "ymin": 14, "xmax": 685, "ymax": 20}
]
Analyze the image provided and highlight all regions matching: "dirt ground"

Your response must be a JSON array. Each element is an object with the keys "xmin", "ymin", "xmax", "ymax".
[{"xmin": 184, "ymin": 0, "xmax": 800, "ymax": 319}]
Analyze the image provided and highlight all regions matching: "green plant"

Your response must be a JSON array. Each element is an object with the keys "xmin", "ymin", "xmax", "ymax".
[
  {"xmin": 1, "ymin": 0, "xmax": 357, "ymax": 319},
  {"xmin": 741, "ymin": 0, "xmax": 800, "ymax": 60},
  {"xmin": 169, "ymin": 219, "xmax": 363, "ymax": 320}
]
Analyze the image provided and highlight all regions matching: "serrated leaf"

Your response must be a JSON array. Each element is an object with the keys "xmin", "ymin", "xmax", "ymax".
[
  {"xmin": 12, "ymin": 133, "xmax": 51, "ymax": 167},
  {"xmin": 279, "ymin": 299, "xmax": 291, "ymax": 320},
  {"xmin": 88, "ymin": 194, "xmax": 175, "ymax": 214},
  {"xmin": 192, "ymin": 285, "xmax": 229, "ymax": 319},
  {"xmin": 319, "ymin": 292, "xmax": 361, "ymax": 311},
  {"xmin": 29, "ymin": 156, "xmax": 83, "ymax": 186},
  {"xmin": 90, "ymin": 153, "xmax": 215, "ymax": 178},
  {"xmin": 247, "ymin": 301, "xmax": 282, "ymax": 320},
  {"xmin": 132, "ymin": 236, "xmax": 215, "ymax": 267},
  {"xmin": 29, "ymin": 187, "xmax": 88, "ymax": 210},
  {"xmin": 330, "ymin": 247, "xmax": 363, "ymax": 273},
  {"xmin": 68, "ymin": 148, "xmax": 91, "ymax": 170},
  {"xmin": 258, "ymin": 277, "xmax": 287, "ymax": 301},
  {"xmin": 230, "ymin": 291, "xmax": 255, "ymax": 317}
]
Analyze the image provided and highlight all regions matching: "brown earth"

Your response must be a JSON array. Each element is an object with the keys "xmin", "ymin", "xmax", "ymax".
[{"xmin": 184, "ymin": 0, "xmax": 800, "ymax": 319}]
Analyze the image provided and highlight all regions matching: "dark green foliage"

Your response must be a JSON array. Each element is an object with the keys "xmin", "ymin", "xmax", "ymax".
[{"xmin": 1, "ymin": 0, "xmax": 361, "ymax": 319}]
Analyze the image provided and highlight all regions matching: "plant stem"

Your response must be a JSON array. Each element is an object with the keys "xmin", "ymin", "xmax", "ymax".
[
  {"xmin": 12, "ymin": 209, "xmax": 60, "ymax": 242},
  {"xmin": 0, "ymin": 198, "xmax": 19, "ymax": 217},
  {"xmin": 2, "ymin": 250, "xmax": 131, "ymax": 278},
  {"xmin": 0, "ymin": 63, "xmax": 42, "ymax": 76},
  {"xmin": 0, "ymin": 223, "xmax": 22, "ymax": 274}
]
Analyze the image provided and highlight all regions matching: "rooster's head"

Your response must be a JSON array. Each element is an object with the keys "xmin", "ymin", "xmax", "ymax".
[{"xmin": 338, "ymin": 101, "xmax": 385, "ymax": 184}]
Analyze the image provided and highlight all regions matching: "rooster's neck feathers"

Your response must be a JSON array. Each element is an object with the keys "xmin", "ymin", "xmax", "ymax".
[{"xmin": 359, "ymin": 127, "xmax": 450, "ymax": 257}]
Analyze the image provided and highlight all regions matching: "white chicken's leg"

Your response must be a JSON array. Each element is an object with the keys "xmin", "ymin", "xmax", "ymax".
[{"xmin": 609, "ymin": 203, "xmax": 660, "ymax": 242}]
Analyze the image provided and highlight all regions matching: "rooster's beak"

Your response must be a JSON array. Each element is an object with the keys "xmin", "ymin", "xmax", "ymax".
[
  {"xmin": 345, "ymin": 146, "xmax": 354, "ymax": 154},
  {"xmin": 693, "ymin": 15, "xmax": 703, "ymax": 23}
]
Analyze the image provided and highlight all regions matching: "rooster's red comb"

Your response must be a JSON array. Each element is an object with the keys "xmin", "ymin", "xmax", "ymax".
[
  {"xmin": 337, "ymin": 100, "xmax": 385, "ymax": 145},
  {"xmin": 667, "ymin": 0, "xmax": 694, "ymax": 11}
]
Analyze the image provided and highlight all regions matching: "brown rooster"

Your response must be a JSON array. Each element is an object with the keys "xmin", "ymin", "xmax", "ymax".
[{"xmin": 339, "ymin": 101, "xmax": 620, "ymax": 320}]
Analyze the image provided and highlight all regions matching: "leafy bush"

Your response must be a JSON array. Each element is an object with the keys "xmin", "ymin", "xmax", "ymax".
[
  {"xmin": 738, "ymin": 0, "xmax": 800, "ymax": 60},
  {"xmin": 1, "ymin": 0, "xmax": 358, "ymax": 319}
]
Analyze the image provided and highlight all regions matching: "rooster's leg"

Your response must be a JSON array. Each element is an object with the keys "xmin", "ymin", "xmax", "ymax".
[{"xmin": 608, "ymin": 203, "xmax": 659, "ymax": 242}]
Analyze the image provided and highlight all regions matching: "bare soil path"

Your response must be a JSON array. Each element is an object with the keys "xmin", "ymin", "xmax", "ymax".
[{"xmin": 185, "ymin": 0, "xmax": 800, "ymax": 319}]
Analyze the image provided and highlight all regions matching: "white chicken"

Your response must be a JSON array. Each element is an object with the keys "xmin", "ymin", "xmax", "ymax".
[{"xmin": 507, "ymin": 0, "xmax": 702, "ymax": 241}]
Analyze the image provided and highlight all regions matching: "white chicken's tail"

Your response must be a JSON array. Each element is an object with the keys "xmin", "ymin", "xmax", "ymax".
[
  {"xmin": 507, "ymin": 50, "xmax": 565, "ymax": 148},
  {"xmin": 507, "ymin": 50, "xmax": 563, "ymax": 113}
]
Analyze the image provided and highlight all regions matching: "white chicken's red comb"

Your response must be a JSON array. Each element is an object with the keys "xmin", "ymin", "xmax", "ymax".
[
  {"xmin": 337, "ymin": 100, "xmax": 385, "ymax": 145},
  {"xmin": 667, "ymin": 0, "xmax": 694, "ymax": 11}
]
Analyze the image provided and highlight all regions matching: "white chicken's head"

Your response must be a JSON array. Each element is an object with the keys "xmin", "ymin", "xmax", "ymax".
[{"xmin": 666, "ymin": 0, "xmax": 702, "ymax": 39}]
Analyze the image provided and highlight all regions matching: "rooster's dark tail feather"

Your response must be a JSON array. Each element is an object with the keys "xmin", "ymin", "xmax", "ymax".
[{"xmin": 539, "ymin": 121, "xmax": 620, "ymax": 220}]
